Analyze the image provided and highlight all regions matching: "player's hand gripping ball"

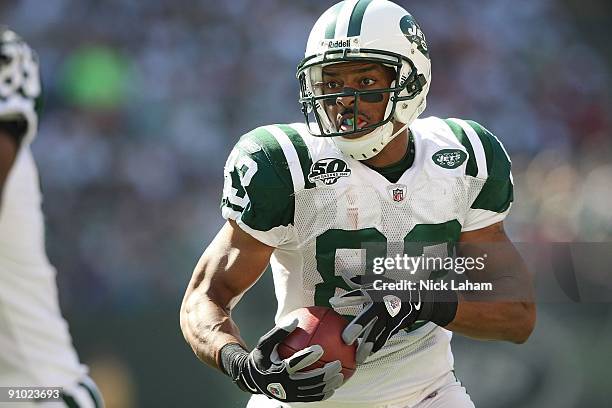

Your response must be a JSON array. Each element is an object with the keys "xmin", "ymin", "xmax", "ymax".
[{"xmin": 278, "ymin": 306, "xmax": 357, "ymax": 381}]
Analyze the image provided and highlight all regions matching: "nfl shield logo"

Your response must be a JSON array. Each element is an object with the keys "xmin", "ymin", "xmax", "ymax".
[
  {"xmin": 266, "ymin": 383, "xmax": 287, "ymax": 400},
  {"xmin": 383, "ymin": 295, "xmax": 402, "ymax": 317},
  {"xmin": 393, "ymin": 188, "xmax": 404, "ymax": 202},
  {"xmin": 387, "ymin": 184, "xmax": 408, "ymax": 203}
]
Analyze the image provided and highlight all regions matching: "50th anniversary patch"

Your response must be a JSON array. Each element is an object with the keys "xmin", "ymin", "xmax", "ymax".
[{"xmin": 308, "ymin": 158, "xmax": 352, "ymax": 185}]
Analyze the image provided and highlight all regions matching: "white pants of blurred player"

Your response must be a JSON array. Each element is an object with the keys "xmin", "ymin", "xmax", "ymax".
[
  {"xmin": 247, "ymin": 371, "xmax": 474, "ymax": 408},
  {"xmin": 11, "ymin": 376, "xmax": 104, "ymax": 408}
]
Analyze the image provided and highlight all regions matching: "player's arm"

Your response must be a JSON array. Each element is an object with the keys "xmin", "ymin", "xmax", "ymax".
[
  {"xmin": 180, "ymin": 219, "xmax": 275, "ymax": 368},
  {"xmin": 180, "ymin": 127, "xmax": 294, "ymax": 369},
  {"xmin": 180, "ymin": 128, "xmax": 296, "ymax": 368},
  {"xmin": 0, "ymin": 118, "xmax": 29, "ymax": 203},
  {"xmin": 445, "ymin": 221, "xmax": 535, "ymax": 343},
  {"xmin": 180, "ymin": 225, "xmax": 342, "ymax": 402},
  {"xmin": 0, "ymin": 125, "xmax": 18, "ymax": 196},
  {"xmin": 444, "ymin": 119, "xmax": 534, "ymax": 343},
  {"xmin": 181, "ymin": 130, "xmax": 344, "ymax": 402}
]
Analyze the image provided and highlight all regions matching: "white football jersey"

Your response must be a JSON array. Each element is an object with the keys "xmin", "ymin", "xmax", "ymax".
[
  {"xmin": 221, "ymin": 117, "xmax": 513, "ymax": 404},
  {"xmin": 0, "ymin": 142, "xmax": 87, "ymax": 387}
]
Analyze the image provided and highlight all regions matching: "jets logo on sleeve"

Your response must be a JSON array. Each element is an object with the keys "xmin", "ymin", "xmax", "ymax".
[{"xmin": 432, "ymin": 149, "xmax": 467, "ymax": 169}]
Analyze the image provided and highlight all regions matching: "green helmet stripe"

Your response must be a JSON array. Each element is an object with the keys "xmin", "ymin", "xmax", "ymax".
[
  {"xmin": 325, "ymin": 1, "xmax": 345, "ymax": 39},
  {"xmin": 443, "ymin": 119, "xmax": 478, "ymax": 177},
  {"xmin": 278, "ymin": 124, "xmax": 316, "ymax": 189},
  {"xmin": 347, "ymin": 0, "xmax": 375, "ymax": 37}
]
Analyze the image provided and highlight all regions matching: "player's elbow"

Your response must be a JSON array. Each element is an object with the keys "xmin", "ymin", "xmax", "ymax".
[
  {"xmin": 510, "ymin": 302, "xmax": 536, "ymax": 344},
  {"xmin": 179, "ymin": 293, "xmax": 193, "ymax": 344},
  {"xmin": 510, "ymin": 322, "xmax": 533, "ymax": 344}
]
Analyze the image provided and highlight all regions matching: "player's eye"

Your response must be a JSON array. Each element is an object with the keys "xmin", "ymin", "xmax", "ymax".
[
  {"xmin": 325, "ymin": 80, "xmax": 341, "ymax": 89},
  {"xmin": 361, "ymin": 78, "xmax": 376, "ymax": 87}
]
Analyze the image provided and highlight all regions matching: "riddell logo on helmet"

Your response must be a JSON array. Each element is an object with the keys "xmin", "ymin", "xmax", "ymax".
[{"xmin": 326, "ymin": 39, "xmax": 351, "ymax": 49}]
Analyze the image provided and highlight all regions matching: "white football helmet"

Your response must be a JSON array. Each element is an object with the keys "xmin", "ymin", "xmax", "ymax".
[
  {"xmin": 0, "ymin": 27, "xmax": 41, "ymax": 144},
  {"xmin": 297, "ymin": 0, "xmax": 431, "ymax": 160}
]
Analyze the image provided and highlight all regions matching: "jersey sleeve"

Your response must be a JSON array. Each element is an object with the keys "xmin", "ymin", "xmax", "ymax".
[
  {"xmin": 445, "ymin": 118, "xmax": 514, "ymax": 231},
  {"xmin": 221, "ymin": 128, "xmax": 296, "ymax": 247}
]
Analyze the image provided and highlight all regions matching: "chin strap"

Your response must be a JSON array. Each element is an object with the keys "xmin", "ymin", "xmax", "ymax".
[
  {"xmin": 390, "ymin": 121, "xmax": 410, "ymax": 141},
  {"xmin": 333, "ymin": 121, "xmax": 411, "ymax": 161}
]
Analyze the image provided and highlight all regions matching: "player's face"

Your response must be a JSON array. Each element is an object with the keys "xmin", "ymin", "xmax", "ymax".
[{"xmin": 319, "ymin": 62, "xmax": 396, "ymax": 139}]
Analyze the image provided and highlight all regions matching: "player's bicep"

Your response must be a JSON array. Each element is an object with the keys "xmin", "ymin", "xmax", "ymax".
[
  {"xmin": 187, "ymin": 220, "xmax": 275, "ymax": 310},
  {"xmin": 458, "ymin": 222, "xmax": 532, "ymax": 302},
  {"xmin": 459, "ymin": 222, "xmax": 519, "ymax": 281}
]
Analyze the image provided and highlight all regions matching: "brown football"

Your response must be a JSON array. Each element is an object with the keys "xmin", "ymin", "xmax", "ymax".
[{"xmin": 278, "ymin": 306, "xmax": 357, "ymax": 382}]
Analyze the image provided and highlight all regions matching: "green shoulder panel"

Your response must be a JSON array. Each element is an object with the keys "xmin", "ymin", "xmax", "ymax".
[
  {"xmin": 443, "ymin": 119, "xmax": 478, "ymax": 177},
  {"xmin": 275, "ymin": 124, "xmax": 316, "ymax": 189},
  {"xmin": 220, "ymin": 126, "xmax": 295, "ymax": 231},
  {"xmin": 464, "ymin": 120, "xmax": 514, "ymax": 213}
]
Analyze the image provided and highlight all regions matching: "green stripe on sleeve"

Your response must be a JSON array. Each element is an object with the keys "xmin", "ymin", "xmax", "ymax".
[
  {"xmin": 248, "ymin": 127, "xmax": 294, "ymax": 189},
  {"xmin": 465, "ymin": 120, "xmax": 513, "ymax": 212},
  {"xmin": 466, "ymin": 120, "xmax": 509, "ymax": 178},
  {"xmin": 221, "ymin": 127, "xmax": 295, "ymax": 231},
  {"xmin": 443, "ymin": 119, "xmax": 478, "ymax": 177},
  {"xmin": 246, "ymin": 128, "xmax": 295, "ymax": 228},
  {"xmin": 472, "ymin": 177, "xmax": 513, "ymax": 213},
  {"xmin": 325, "ymin": 1, "xmax": 345, "ymax": 39},
  {"xmin": 347, "ymin": 0, "xmax": 374, "ymax": 37},
  {"xmin": 276, "ymin": 124, "xmax": 316, "ymax": 189}
]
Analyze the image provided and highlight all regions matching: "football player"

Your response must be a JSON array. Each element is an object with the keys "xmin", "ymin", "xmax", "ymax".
[
  {"xmin": 0, "ymin": 28, "xmax": 104, "ymax": 407},
  {"xmin": 181, "ymin": 1, "xmax": 535, "ymax": 407}
]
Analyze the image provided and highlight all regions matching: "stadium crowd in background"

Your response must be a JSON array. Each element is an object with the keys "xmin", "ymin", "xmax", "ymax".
[
  {"xmin": 1, "ymin": 0, "xmax": 609, "ymax": 310},
  {"xmin": 1, "ymin": 1, "xmax": 610, "ymax": 406}
]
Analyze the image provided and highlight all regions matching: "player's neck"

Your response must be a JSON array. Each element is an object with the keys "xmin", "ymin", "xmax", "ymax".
[{"xmin": 362, "ymin": 124, "xmax": 410, "ymax": 168}]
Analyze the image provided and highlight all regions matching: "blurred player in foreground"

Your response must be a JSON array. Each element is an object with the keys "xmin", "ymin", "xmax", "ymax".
[
  {"xmin": 0, "ymin": 28, "xmax": 104, "ymax": 407},
  {"xmin": 181, "ymin": 1, "xmax": 535, "ymax": 406}
]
